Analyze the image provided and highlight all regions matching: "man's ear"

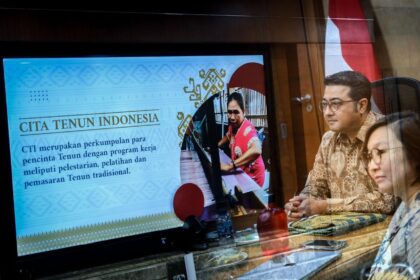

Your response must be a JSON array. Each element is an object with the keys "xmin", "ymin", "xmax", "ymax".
[{"xmin": 357, "ymin": 98, "xmax": 369, "ymax": 113}]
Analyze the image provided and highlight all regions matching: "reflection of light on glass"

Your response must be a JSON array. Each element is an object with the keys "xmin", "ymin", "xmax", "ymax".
[
  {"xmin": 383, "ymin": 263, "xmax": 417, "ymax": 279},
  {"xmin": 216, "ymin": 210, "xmax": 234, "ymax": 244},
  {"xmin": 364, "ymin": 263, "xmax": 418, "ymax": 280},
  {"xmin": 257, "ymin": 204, "xmax": 289, "ymax": 256}
]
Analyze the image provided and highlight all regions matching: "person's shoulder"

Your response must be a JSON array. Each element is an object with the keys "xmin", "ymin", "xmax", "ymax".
[
  {"xmin": 244, "ymin": 118, "xmax": 254, "ymax": 127},
  {"xmin": 242, "ymin": 118, "xmax": 256, "ymax": 132},
  {"xmin": 407, "ymin": 207, "xmax": 420, "ymax": 246}
]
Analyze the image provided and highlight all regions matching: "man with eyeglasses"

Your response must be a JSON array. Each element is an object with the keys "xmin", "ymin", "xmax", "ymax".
[{"xmin": 285, "ymin": 71, "xmax": 395, "ymax": 220}]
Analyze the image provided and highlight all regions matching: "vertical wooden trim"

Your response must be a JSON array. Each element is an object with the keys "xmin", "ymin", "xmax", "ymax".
[
  {"xmin": 269, "ymin": 45, "xmax": 298, "ymax": 202},
  {"xmin": 286, "ymin": 45, "xmax": 308, "ymax": 190},
  {"xmin": 296, "ymin": 44, "xmax": 323, "ymax": 172},
  {"xmin": 296, "ymin": 0, "xmax": 328, "ymax": 173}
]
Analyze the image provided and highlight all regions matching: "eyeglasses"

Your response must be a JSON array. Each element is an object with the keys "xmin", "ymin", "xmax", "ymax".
[
  {"xmin": 318, "ymin": 99, "xmax": 356, "ymax": 112},
  {"xmin": 227, "ymin": 109, "xmax": 241, "ymax": 115},
  {"xmin": 362, "ymin": 147, "xmax": 403, "ymax": 168}
]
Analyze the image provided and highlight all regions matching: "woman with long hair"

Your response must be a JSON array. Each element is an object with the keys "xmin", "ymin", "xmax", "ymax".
[{"xmin": 363, "ymin": 111, "xmax": 420, "ymax": 279}]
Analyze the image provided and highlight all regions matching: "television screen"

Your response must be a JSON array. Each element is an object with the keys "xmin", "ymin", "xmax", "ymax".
[
  {"xmin": 0, "ymin": 43, "xmax": 279, "ymax": 278},
  {"xmin": 1, "ymin": 49, "xmax": 270, "ymax": 260}
]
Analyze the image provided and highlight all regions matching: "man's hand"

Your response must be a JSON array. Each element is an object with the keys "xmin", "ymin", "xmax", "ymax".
[
  {"xmin": 285, "ymin": 195, "xmax": 305, "ymax": 221},
  {"xmin": 286, "ymin": 196, "xmax": 328, "ymax": 221},
  {"xmin": 298, "ymin": 198, "xmax": 328, "ymax": 217}
]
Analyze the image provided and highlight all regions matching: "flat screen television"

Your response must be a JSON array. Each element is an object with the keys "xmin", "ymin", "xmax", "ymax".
[{"xmin": 0, "ymin": 42, "xmax": 280, "ymax": 278}]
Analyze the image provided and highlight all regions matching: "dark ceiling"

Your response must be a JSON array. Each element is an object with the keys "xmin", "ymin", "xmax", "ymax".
[{"xmin": 0, "ymin": 1, "xmax": 269, "ymax": 16}]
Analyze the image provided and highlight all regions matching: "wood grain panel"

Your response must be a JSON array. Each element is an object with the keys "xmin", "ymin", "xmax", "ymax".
[
  {"xmin": 0, "ymin": 5, "xmax": 306, "ymax": 43},
  {"xmin": 269, "ymin": 45, "xmax": 298, "ymax": 203}
]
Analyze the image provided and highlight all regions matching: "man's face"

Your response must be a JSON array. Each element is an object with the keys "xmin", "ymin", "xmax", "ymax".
[
  {"xmin": 321, "ymin": 85, "xmax": 361, "ymax": 134},
  {"xmin": 227, "ymin": 100, "xmax": 244, "ymax": 129}
]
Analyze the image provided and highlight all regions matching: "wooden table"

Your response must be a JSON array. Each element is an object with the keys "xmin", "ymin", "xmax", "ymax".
[
  {"xmin": 310, "ymin": 216, "xmax": 391, "ymax": 279},
  {"xmin": 41, "ymin": 216, "xmax": 391, "ymax": 280},
  {"xmin": 195, "ymin": 216, "xmax": 391, "ymax": 279}
]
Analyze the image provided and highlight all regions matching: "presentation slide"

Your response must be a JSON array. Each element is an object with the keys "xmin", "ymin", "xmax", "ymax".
[{"xmin": 3, "ymin": 54, "xmax": 264, "ymax": 255}]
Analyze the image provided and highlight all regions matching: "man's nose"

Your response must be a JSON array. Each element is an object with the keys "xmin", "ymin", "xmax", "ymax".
[{"xmin": 324, "ymin": 105, "xmax": 334, "ymax": 116}]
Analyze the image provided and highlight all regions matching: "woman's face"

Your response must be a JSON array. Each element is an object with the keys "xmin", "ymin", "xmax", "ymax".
[
  {"xmin": 366, "ymin": 125, "xmax": 413, "ymax": 198},
  {"xmin": 227, "ymin": 100, "xmax": 245, "ymax": 129}
]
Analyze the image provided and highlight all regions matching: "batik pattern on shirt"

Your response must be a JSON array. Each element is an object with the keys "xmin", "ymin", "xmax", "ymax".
[{"xmin": 300, "ymin": 111, "xmax": 394, "ymax": 214}]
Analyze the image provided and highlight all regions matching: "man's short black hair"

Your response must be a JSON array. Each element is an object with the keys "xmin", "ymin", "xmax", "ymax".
[{"xmin": 325, "ymin": 71, "xmax": 371, "ymax": 104}]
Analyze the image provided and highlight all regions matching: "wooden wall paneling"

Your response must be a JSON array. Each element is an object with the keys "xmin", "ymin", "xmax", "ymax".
[
  {"xmin": 294, "ymin": 0, "xmax": 326, "ymax": 175},
  {"xmin": 300, "ymin": 0, "xmax": 327, "ymax": 112},
  {"xmin": 0, "ymin": 1, "xmax": 295, "ymax": 17},
  {"xmin": 285, "ymin": 45, "xmax": 307, "ymax": 191},
  {"xmin": 296, "ymin": 44, "xmax": 323, "ymax": 174},
  {"xmin": 308, "ymin": 43, "xmax": 327, "ymax": 135},
  {"xmin": 0, "ymin": 3, "xmax": 308, "ymax": 44},
  {"xmin": 269, "ymin": 45, "xmax": 298, "ymax": 203}
]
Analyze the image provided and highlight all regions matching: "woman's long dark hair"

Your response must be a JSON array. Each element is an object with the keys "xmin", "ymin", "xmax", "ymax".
[{"xmin": 363, "ymin": 111, "xmax": 420, "ymax": 184}]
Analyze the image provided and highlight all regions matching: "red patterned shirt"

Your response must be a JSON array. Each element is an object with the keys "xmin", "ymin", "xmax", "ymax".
[{"xmin": 227, "ymin": 119, "xmax": 265, "ymax": 187}]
